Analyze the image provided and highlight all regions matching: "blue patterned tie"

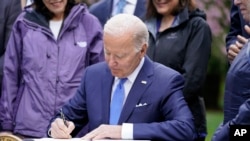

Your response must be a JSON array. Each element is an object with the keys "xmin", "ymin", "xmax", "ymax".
[
  {"xmin": 109, "ymin": 78, "xmax": 127, "ymax": 125},
  {"xmin": 116, "ymin": 0, "xmax": 126, "ymax": 14}
]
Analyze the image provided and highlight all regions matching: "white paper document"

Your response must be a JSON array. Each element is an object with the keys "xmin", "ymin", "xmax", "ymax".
[
  {"xmin": 30, "ymin": 138, "xmax": 82, "ymax": 141},
  {"xmin": 31, "ymin": 139, "xmax": 149, "ymax": 141}
]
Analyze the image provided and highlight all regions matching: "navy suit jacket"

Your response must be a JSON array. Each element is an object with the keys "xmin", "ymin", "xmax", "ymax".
[
  {"xmin": 89, "ymin": 0, "xmax": 146, "ymax": 27},
  {"xmin": 58, "ymin": 57, "xmax": 195, "ymax": 140},
  {"xmin": 212, "ymin": 98, "xmax": 250, "ymax": 141}
]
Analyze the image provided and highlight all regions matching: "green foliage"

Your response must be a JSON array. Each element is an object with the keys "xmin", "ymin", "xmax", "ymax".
[
  {"xmin": 206, "ymin": 110, "xmax": 223, "ymax": 141},
  {"xmin": 208, "ymin": 34, "xmax": 228, "ymax": 76},
  {"xmin": 197, "ymin": 0, "xmax": 230, "ymax": 75},
  {"xmin": 197, "ymin": 0, "xmax": 231, "ymax": 109}
]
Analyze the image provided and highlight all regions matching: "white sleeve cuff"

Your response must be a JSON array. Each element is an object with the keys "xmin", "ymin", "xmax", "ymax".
[
  {"xmin": 121, "ymin": 123, "xmax": 133, "ymax": 139},
  {"xmin": 48, "ymin": 128, "xmax": 52, "ymax": 137}
]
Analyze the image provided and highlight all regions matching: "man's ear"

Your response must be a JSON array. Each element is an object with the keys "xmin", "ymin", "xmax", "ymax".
[{"xmin": 140, "ymin": 44, "xmax": 148, "ymax": 55}]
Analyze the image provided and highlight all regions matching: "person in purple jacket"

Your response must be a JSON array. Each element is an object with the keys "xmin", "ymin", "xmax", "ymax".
[
  {"xmin": 0, "ymin": 0, "xmax": 104, "ymax": 138},
  {"xmin": 0, "ymin": 0, "xmax": 22, "ymax": 133}
]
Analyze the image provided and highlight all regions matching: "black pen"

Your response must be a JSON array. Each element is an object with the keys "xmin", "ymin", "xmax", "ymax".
[{"xmin": 60, "ymin": 108, "xmax": 68, "ymax": 127}]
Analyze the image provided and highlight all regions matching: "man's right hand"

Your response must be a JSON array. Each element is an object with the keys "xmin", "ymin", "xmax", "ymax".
[
  {"xmin": 227, "ymin": 35, "xmax": 248, "ymax": 63},
  {"xmin": 227, "ymin": 25, "xmax": 250, "ymax": 63},
  {"xmin": 50, "ymin": 118, "xmax": 75, "ymax": 139}
]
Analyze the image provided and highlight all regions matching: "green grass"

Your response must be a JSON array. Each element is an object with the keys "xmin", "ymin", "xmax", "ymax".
[{"xmin": 206, "ymin": 110, "xmax": 223, "ymax": 141}]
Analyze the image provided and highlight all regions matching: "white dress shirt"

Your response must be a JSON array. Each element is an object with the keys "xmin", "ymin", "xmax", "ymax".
[
  {"xmin": 111, "ymin": 0, "xmax": 137, "ymax": 16},
  {"xmin": 26, "ymin": 0, "xmax": 33, "ymax": 6},
  {"xmin": 111, "ymin": 57, "xmax": 145, "ymax": 139}
]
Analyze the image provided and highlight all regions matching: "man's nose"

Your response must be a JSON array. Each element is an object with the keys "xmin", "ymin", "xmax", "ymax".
[{"xmin": 107, "ymin": 56, "xmax": 117, "ymax": 67}]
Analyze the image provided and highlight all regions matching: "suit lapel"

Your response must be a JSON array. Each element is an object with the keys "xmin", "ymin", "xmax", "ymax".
[
  {"xmin": 118, "ymin": 57, "xmax": 153, "ymax": 123},
  {"xmin": 101, "ymin": 67, "xmax": 114, "ymax": 124},
  {"xmin": 98, "ymin": 0, "xmax": 113, "ymax": 24},
  {"xmin": 106, "ymin": 0, "xmax": 113, "ymax": 18}
]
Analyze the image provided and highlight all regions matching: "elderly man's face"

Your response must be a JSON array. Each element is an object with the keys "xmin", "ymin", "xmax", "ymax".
[
  {"xmin": 104, "ymin": 31, "xmax": 146, "ymax": 78},
  {"xmin": 234, "ymin": 0, "xmax": 250, "ymax": 22}
]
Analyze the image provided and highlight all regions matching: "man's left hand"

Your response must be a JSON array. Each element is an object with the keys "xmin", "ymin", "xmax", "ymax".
[{"xmin": 81, "ymin": 124, "xmax": 122, "ymax": 140}]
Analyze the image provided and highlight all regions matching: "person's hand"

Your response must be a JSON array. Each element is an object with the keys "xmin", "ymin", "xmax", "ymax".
[
  {"xmin": 244, "ymin": 25, "xmax": 250, "ymax": 34},
  {"xmin": 227, "ymin": 35, "xmax": 248, "ymax": 63},
  {"xmin": 82, "ymin": 124, "xmax": 122, "ymax": 140},
  {"xmin": 50, "ymin": 118, "xmax": 75, "ymax": 139}
]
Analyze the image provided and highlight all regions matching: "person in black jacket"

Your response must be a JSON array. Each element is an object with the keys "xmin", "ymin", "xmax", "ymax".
[{"xmin": 145, "ymin": 0, "xmax": 212, "ymax": 141}]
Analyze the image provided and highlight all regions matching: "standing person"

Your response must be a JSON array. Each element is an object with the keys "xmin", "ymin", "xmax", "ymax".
[
  {"xmin": 212, "ymin": 0, "xmax": 250, "ymax": 140},
  {"xmin": 145, "ymin": 0, "xmax": 212, "ymax": 141},
  {"xmin": 0, "ymin": 0, "xmax": 22, "ymax": 132},
  {"xmin": 226, "ymin": 0, "xmax": 249, "ymax": 63},
  {"xmin": 0, "ymin": 0, "xmax": 29, "ymax": 132},
  {"xmin": 89, "ymin": 0, "xmax": 147, "ymax": 27},
  {"xmin": 223, "ymin": 0, "xmax": 250, "ymax": 125},
  {"xmin": 49, "ymin": 14, "xmax": 195, "ymax": 140},
  {"xmin": 0, "ymin": 0, "xmax": 29, "ymax": 134},
  {"xmin": 0, "ymin": 0, "xmax": 104, "ymax": 138}
]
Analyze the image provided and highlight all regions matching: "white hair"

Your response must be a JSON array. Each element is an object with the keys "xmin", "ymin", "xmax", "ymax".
[{"xmin": 104, "ymin": 14, "xmax": 149, "ymax": 51}]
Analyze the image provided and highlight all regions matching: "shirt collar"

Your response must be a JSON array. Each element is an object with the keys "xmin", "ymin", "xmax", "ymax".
[
  {"xmin": 115, "ymin": 57, "xmax": 145, "ymax": 83},
  {"xmin": 114, "ymin": 0, "xmax": 137, "ymax": 5},
  {"xmin": 126, "ymin": 0, "xmax": 137, "ymax": 5}
]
